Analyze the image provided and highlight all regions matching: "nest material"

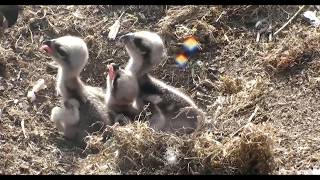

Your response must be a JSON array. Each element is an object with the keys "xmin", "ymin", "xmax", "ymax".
[
  {"xmin": 77, "ymin": 121, "xmax": 275, "ymax": 175},
  {"xmin": 2, "ymin": 5, "xmax": 320, "ymax": 175}
]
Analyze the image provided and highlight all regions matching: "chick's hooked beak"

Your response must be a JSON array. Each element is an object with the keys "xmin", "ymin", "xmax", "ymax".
[
  {"xmin": 118, "ymin": 33, "xmax": 134, "ymax": 44},
  {"xmin": 107, "ymin": 64, "xmax": 116, "ymax": 81},
  {"xmin": 39, "ymin": 40, "xmax": 54, "ymax": 55}
]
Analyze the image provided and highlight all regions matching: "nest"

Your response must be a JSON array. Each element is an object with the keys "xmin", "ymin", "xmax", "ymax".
[
  {"xmin": 77, "ymin": 121, "xmax": 275, "ymax": 175},
  {"xmin": 3, "ymin": 5, "xmax": 320, "ymax": 175}
]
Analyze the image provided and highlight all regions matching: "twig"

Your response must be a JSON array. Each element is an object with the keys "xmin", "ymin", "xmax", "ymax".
[
  {"xmin": 95, "ymin": 42, "xmax": 103, "ymax": 59},
  {"xmin": 215, "ymin": 11, "xmax": 226, "ymax": 22},
  {"xmin": 17, "ymin": 70, "xmax": 21, "ymax": 79},
  {"xmin": 28, "ymin": 9, "xmax": 47, "ymax": 20},
  {"xmin": 196, "ymin": 97, "xmax": 214, "ymax": 104},
  {"xmin": 21, "ymin": 119, "xmax": 28, "ymax": 139},
  {"xmin": 224, "ymin": 34, "xmax": 230, "ymax": 43},
  {"xmin": 256, "ymin": 32, "xmax": 261, "ymax": 43},
  {"xmin": 92, "ymin": 17, "xmax": 109, "ymax": 28},
  {"xmin": 172, "ymin": 107, "xmax": 193, "ymax": 120},
  {"xmin": 230, "ymin": 105, "xmax": 259, "ymax": 137},
  {"xmin": 136, "ymin": 103, "xmax": 150, "ymax": 122},
  {"xmin": 15, "ymin": 34, "xmax": 22, "ymax": 49},
  {"xmin": 28, "ymin": 27, "xmax": 34, "ymax": 44},
  {"xmin": 273, "ymin": 5, "xmax": 306, "ymax": 36},
  {"xmin": 268, "ymin": 32, "xmax": 273, "ymax": 42},
  {"xmin": 191, "ymin": 78, "xmax": 217, "ymax": 92},
  {"xmin": 43, "ymin": 6, "xmax": 55, "ymax": 16},
  {"xmin": 213, "ymin": 103, "xmax": 223, "ymax": 121},
  {"xmin": 248, "ymin": 105, "xmax": 259, "ymax": 122},
  {"xmin": 108, "ymin": 11, "xmax": 125, "ymax": 40}
]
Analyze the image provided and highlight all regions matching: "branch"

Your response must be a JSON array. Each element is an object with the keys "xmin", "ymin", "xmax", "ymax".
[{"xmin": 273, "ymin": 5, "xmax": 306, "ymax": 36}]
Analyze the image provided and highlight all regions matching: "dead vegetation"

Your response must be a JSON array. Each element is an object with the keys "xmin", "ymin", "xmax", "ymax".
[
  {"xmin": 1, "ymin": 5, "xmax": 320, "ymax": 174},
  {"xmin": 77, "ymin": 122, "xmax": 275, "ymax": 175}
]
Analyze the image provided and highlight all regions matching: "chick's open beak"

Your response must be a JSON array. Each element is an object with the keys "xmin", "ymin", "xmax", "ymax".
[
  {"xmin": 40, "ymin": 40, "xmax": 54, "ymax": 55},
  {"xmin": 107, "ymin": 64, "xmax": 116, "ymax": 81}
]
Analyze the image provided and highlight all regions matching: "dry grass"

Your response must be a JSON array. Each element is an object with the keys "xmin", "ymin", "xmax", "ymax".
[
  {"xmin": 77, "ymin": 121, "xmax": 275, "ymax": 175},
  {"xmin": 1, "ymin": 5, "xmax": 320, "ymax": 174}
]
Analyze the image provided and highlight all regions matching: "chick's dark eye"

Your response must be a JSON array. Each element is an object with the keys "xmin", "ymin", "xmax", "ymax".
[
  {"xmin": 133, "ymin": 38, "xmax": 142, "ymax": 46},
  {"xmin": 55, "ymin": 44, "xmax": 68, "ymax": 57},
  {"xmin": 140, "ymin": 50, "xmax": 147, "ymax": 55},
  {"xmin": 133, "ymin": 37, "xmax": 151, "ymax": 55},
  {"xmin": 113, "ymin": 64, "xmax": 120, "ymax": 70},
  {"xmin": 115, "ymin": 73, "xmax": 120, "ymax": 81},
  {"xmin": 112, "ymin": 73, "xmax": 121, "ymax": 89}
]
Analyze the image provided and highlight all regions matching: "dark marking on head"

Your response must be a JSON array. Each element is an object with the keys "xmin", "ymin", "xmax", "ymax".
[
  {"xmin": 133, "ymin": 37, "xmax": 152, "ymax": 73},
  {"xmin": 55, "ymin": 44, "xmax": 68, "ymax": 57},
  {"xmin": 55, "ymin": 43, "xmax": 70, "ymax": 65},
  {"xmin": 111, "ymin": 63, "xmax": 120, "ymax": 71},
  {"xmin": 133, "ymin": 37, "xmax": 151, "ymax": 54}
]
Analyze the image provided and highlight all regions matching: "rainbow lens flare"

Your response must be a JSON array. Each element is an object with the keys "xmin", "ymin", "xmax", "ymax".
[
  {"xmin": 175, "ymin": 53, "xmax": 188, "ymax": 68},
  {"xmin": 174, "ymin": 36, "xmax": 201, "ymax": 69},
  {"xmin": 182, "ymin": 36, "xmax": 200, "ymax": 56}
]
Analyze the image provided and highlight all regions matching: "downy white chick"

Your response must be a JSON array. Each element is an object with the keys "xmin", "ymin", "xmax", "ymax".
[
  {"xmin": 119, "ymin": 31, "xmax": 205, "ymax": 135},
  {"xmin": 40, "ymin": 36, "xmax": 111, "ymax": 146},
  {"xmin": 105, "ymin": 63, "xmax": 141, "ymax": 125}
]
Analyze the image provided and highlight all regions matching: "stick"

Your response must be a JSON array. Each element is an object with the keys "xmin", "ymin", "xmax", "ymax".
[
  {"xmin": 172, "ymin": 107, "xmax": 193, "ymax": 120},
  {"xmin": 256, "ymin": 32, "xmax": 261, "ymax": 43},
  {"xmin": 215, "ymin": 11, "xmax": 226, "ymax": 22},
  {"xmin": 247, "ymin": 105, "xmax": 259, "ymax": 122},
  {"xmin": 28, "ymin": 27, "xmax": 34, "ymax": 44},
  {"xmin": 15, "ymin": 34, "xmax": 22, "ymax": 49},
  {"xmin": 224, "ymin": 34, "xmax": 230, "ymax": 43},
  {"xmin": 136, "ymin": 103, "xmax": 150, "ymax": 122},
  {"xmin": 21, "ymin": 119, "xmax": 28, "ymax": 139},
  {"xmin": 108, "ymin": 11, "xmax": 125, "ymax": 40},
  {"xmin": 273, "ymin": 5, "xmax": 306, "ymax": 36},
  {"xmin": 230, "ymin": 105, "xmax": 259, "ymax": 137},
  {"xmin": 91, "ymin": 17, "xmax": 109, "ymax": 28}
]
